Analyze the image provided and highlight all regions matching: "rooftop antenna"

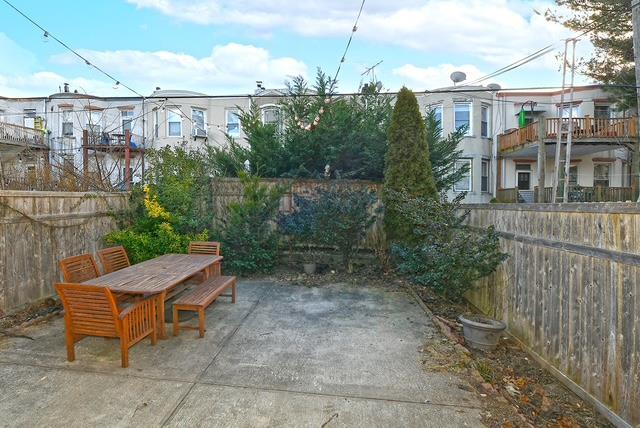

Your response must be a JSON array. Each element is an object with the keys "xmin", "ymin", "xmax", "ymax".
[
  {"xmin": 450, "ymin": 71, "xmax": 467, "ymax": 86},
  {"xmin": 360, "ymin": 60, "xmax": 383, "ymax": 91}
]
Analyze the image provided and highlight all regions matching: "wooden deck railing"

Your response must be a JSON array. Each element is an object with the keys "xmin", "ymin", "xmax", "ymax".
[
  {"xmin": 499, "ymin": 117, "xmax": 638, "ymax": 153},
  {"xmin": 498, "ymin": 121, "xmax": 539, "ymax": 152},
  {"xmin": 545, "ymin": 117, "xmax": 637, "ymax": 140},
  {"xmin": 504, "ymin": 186, "xmax": 638, "ymax": 203},
  {"xmin": 0, "ymin": 121, "xmax": 46, "ymax": 148}
]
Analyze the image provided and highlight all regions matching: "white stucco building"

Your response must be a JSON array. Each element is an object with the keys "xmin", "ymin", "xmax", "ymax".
[{"xmin": 1, "ymin": 81, "xmax": 637, "ymax": 201}]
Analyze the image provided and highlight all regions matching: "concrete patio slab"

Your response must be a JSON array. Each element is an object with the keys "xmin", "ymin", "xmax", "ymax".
[
  {"xmin": 165, "ymin": 383, "xmax": 482, "ymax": 427},
  {"xmin": 0, "ymin": 280, "xmax": 485, "ymax": 427},
  {"xmin": 0, "ymin": 363, "xmax": 189, "ymax": 427}
]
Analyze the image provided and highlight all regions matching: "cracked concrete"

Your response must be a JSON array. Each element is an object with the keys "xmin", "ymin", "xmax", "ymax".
[{"xmin": 0, "ymin": 280, "xmax": 484, "ymax": 427}]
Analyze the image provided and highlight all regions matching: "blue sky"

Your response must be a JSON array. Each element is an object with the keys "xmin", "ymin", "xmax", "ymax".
[{"xmin": 0, "ymin": 0, "xmax": 594, "ymax": 97}]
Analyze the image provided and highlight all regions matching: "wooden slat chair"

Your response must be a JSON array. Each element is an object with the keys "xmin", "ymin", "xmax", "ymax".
[
  {"xmin": 188, "ymin": 241, "xmax": 221, "ymax": 256},
  {"xmin": 97, "ymin": 246, "xmax": 131, "ymax": 274},
  {"xmin": 54, "ymin": 283, "xmax": 158, "ymax": 368},
  {"xmin": 59, "ymin": 254, "xmax": 100, "ymax": 282},
  {"xmin": 188, "ymin": 241, "xmax": 222, "ymax": 280}
]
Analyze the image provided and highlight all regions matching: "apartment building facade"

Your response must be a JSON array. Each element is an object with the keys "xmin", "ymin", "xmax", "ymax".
[
  {"xmin": 145, "ymin": 87, "xmax": 284, "ymax": 151},
  {"xmin": 417, "ymin": 85, "xmax": 496, "ymax": 203},
  {"xmin": 495, "ymin": 85, "xmax": 637, "ymax": 202},
  {"xmin": 1, "ymin": 82, "xmax": 636, "ymax": 201}
]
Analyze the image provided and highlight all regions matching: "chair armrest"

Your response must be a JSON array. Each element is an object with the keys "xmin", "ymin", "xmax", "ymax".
[{"xmin": 119, "ymin": 294, "xmax": 159, "ymax": 320}]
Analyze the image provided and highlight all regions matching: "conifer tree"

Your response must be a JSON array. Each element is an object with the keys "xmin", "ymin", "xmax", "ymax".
[{"xmin": 383, "ymin": 87, "xmax": 438, "ymax": 243}]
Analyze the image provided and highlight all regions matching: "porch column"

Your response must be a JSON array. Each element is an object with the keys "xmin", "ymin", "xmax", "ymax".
[{"xmin": 536, "ymin": 117, "xmax": 546, "ymax": 202}]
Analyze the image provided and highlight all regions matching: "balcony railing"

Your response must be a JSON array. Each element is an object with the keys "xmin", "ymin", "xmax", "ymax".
[
  {"xmin": 545, "ymin": 117, "xmax": 637, "ymax": 140},
  {"xmin": 85, "ymin": 131, "xmax": 144, "ymax": 151},
  {"xmin": 498, "ymin": 117, "xmax": 638, "ymax": 153},
  {"xmin": 496, "ymin": 186, "xmax": 636, "ymax": 203},
  {"xmin": 0, "ymin": 121, "xmax": 47, "ymax": 148},
  {"xmin": 499, "ymin": 121, "xmax": 539, "ymax": 152}
]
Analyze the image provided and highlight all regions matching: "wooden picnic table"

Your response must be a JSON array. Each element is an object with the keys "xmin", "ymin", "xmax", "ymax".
[{"xmin": 83, "ymin": 253, "xmax": 222, "ymax": 338}]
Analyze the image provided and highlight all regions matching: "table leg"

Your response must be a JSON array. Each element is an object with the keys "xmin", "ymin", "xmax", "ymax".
[{"xmin": 158, "ymin": 291, "xmax": 167, "ymax": 339}]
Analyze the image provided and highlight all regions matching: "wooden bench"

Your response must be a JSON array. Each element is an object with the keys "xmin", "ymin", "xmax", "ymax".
[{"xmin": 172, "ymin": 275, "xmax": 237, "ymax": 338}]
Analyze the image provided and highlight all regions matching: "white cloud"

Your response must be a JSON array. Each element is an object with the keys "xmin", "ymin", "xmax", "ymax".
[
  {"xmin": 392, "ymin": 63, "xmax": 487, "ymax": 90},
  {"xmin": 47, "ymin": 43, "xmax": 307, "ymax": 96},
  {"xmin": 0, "ymin": 42, "xmax": 307, "ymax": 97},
  {"xmin": 0, "ymin": 71, "xmax": 118, "ymax": 98},
  {"xmin": 128, "ymin": 0, "xmax": 582, "ymax": 65}
]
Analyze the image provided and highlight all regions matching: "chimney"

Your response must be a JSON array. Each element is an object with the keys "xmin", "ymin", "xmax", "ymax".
[
  {"xmin": 63, "ymin": 83, "xmax": 70, "ymax": 93},
  {"xmin": 256, "ymin": 81, "xmax": 263, "ymax": 90},
  {"xmin": 155, "ymin": 87, "xmax": 161, "ymax": 91}
]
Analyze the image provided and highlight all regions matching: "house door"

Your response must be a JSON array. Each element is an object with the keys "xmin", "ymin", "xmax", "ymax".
[{"xmin": 517, "ymin": 171, "xmax": 531, "ymax": 190}]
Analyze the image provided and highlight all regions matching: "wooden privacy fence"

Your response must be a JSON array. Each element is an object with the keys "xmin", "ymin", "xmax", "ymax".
[
  {"xmin": 465, "ymin": 203, "xmax": 640, "ymax": 427},
  {"xmin": 0, "ymin": 190, "xmax": 128, "ymax": 314},
  {"xmin": 210, "ymin": 177, "xmax": 384, "ymax": 245}
]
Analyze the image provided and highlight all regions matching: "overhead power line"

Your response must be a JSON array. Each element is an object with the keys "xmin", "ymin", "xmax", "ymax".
[
  {"xmin": 1, "ymin": 0, "xmax": 145, "ymax": 98},
  {"xmin": 465, "ymin": 3, "xmax": 640, "ymax": 86},
  {"xmin": 330, "ymin": 0, "xmax": 366, "ymax": 91}
]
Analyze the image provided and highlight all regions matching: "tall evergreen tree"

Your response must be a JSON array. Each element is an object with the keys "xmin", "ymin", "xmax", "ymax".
[
  {"xmin": 383, "ymin": 87, "xmax": 438, "ymax": 243},
  {"xmin": 548, "ymin": 0, "xmax": 635, "ymax": 109}
]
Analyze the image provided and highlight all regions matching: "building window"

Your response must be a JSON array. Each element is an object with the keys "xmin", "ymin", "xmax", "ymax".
[
  {"xmin": 481, "ymin": 160, "xmax": 489, "ymax": 192},
  {"xmin": 481, "ymin": 105, "xmax": 489, "ymax": 137},
  {"xmin": 454, "ymin": 159, "xmax": 472, "ymax": 192},
  {"xmin": 594, "ymin": 164, "xmax": 610, "ymax": 187},
  {"xmin": 594, "ymin": 105, "xmax": 611, "ymax": 120},
  {"xmin": 191, "ymin": 108, "xmax": 206, "ymax": 137},
  {"xmin": 226, "ymin": 109, "xmax": 240, "ymax": 137},
  {"xmin": 427, "ymin": 104, "xmax": 443, "ymax": 136},
  {"xmin": 121, "ymin": 110, "xmax": 134, "ymax": 134},
  {"xmin": 23, "ymin": 109, "xmax": 36, "ymax": 128},
  {"xmin": 454, "ymin": 102, "xmax": 471, "ymax": 135},
  {"xmin": 560, "ymin": 164, "xmax": 578, "ymax": 187},
  {"xmin": 261, "ymin": 106, "xmax": 282, "ymax": 131},
  {"xmin": 87, "ymin": 110, "xmax": 102, "ymax": 134},
  {"xmin": 559, "ymin": 104, "xmax": 581, "ymax": 118},
  {"xmin": 167, "ymin": 109, "xmax": 182, "ymax": 137},
  {"xmin": 61, "ymin": 110, "xmax": 74, "ymax": 136},
  {"xmin": 154, "ymin": 109, "xmax": 159, "ymax": 138}
]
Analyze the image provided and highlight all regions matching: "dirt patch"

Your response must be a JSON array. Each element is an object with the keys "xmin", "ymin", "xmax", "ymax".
[
  {"xmin": 0, "ymin": 298, "xmax": 62, "ymax": 337},
  {"xmin": 414, "ymin": 286, "xmax": 613, "ymax": 428}
]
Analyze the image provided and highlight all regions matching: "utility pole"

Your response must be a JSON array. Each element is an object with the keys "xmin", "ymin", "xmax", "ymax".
[
  {"xmin": 632, "ymin": 0, "xmax": 640, "ymax": 201},
  {"xmin": 552, "ymin": 40, "xmax": 569, "ymax": 203},
  {"xmin": 563, "ymin": 38, "xmax": 578, "ymax": 204}
]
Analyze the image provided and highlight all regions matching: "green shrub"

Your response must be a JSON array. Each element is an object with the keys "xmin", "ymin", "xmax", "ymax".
[
  {"xmin": 144, "ymin": 145, "xmax": 214, "ymax": 235},
  {"xmin": 219, "ymin": 172, "xmax": 285, "ymax": 275},
  {"xmin": 314, "ymin": 186, "xmax": 379, "ymax": 273},
  {"xmin": 390, "ymin": 191, "xmax": 507, "ymax": 301},
  {"xmin": 278, "ymin": 186, "xmax": 378, "ymax": 272},
  {"xmin": 277, "ymin": 194, "xmax": 319, "ymax": 260},
  {"xmin": 105, "ymin": 186, "xmax": 207, "ymax": 263}
]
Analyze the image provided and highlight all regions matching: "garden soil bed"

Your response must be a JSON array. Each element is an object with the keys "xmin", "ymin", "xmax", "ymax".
[
  {"xmin": 0, "ymin": 298, "xmax": 62, "ymax": 338},
  {"xmin": 413, "ymin": 286, "xmax": 613, "ymax": 428}
]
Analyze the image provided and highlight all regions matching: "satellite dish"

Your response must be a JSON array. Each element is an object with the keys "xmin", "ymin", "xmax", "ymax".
[
  {"xmin": 375, "ymin": 81, "xmax": 382, "ymax": 91},
  {"xmin": 487, "ymin": 83, "xmax": 501, "ymax": 91},
  {"xmin": 450, "ymin": 71, "xmax": 467, "ymax": 85}
]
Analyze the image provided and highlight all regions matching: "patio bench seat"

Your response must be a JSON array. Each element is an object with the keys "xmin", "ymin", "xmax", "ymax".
[{"xmin": 172, "ymin": 275, "xmax": 237, "ymax": 338}]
